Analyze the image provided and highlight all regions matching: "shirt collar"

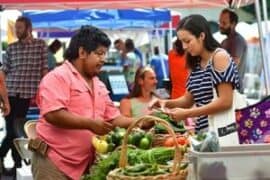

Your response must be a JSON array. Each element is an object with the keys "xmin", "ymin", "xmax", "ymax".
[{"xmin": 64, "ymin": 60, "xmax": 99, "ymax": 93}]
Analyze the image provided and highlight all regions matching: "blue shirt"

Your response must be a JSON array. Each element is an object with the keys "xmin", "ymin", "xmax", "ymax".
[{"xmin": 150, "ymin": 54, "xmax": 169, "ymax": 86}]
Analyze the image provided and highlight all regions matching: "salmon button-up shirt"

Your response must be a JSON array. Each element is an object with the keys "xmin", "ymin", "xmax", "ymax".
[{"xmin": 36, "ymin": 61, "xmax": 120, "ymax": 180}]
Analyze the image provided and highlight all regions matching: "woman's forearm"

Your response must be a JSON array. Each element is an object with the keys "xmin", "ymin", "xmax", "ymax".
[{"xmin": 165, "ymin": 92, "xmax": 193, "ymax": 109}]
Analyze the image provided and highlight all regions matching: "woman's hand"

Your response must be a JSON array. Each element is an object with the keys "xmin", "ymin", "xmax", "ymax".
[
  {"xmin": 166, "ymin": 108, "xmax": 188, "ymax": 121},
  {"xmin": 148, "ymin": 99, "xmax": 167, "ymax": 112}
]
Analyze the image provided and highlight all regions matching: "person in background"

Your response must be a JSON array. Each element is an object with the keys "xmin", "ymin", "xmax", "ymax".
[
  {"xmin": 114, "ymin": 39, "xmax": 126, "ymax": 65},
  {"xmin": 32, "ymin": 26, "xmax": 133, "ymax": 180},
  {"xmin": 219, "ymin": 8, "xmax": 247, "ymax": 91},
  {"xmin": 48, "ymin": 39, "xmax": 62, "ymax": 71},
  {"xmin": 150, "ymin": 15, "xmax": 240, "ymax": 133},
  {"xmin": 150, "ymin": 46, "xmax": 169, "ymax": 89},
  {"xmin": 120, "ymin": 66, "xmax": 158, "ymax": 118},
  {"xmin": 134, "ymin": 46, "xmax": 143, "ymax": 66},
  {"xmin": 114, "ymin": 38, "xmax": 143, "ymax": 66},
  {"xmin": 124, "ymin": 39, "xmax": 141, "ymax": 89},
  {"xmin": 0, "ymin": 16, "xmax": 48, "ymax": 177},
  {"xmin": 168, "ymin": 39, "xmax": 189, "ymax": 99}
]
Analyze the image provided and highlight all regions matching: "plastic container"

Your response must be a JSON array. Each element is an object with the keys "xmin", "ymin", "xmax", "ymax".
[{"xmin": 188, "ymin": 144, "xmax": 270, "ymax": 180}]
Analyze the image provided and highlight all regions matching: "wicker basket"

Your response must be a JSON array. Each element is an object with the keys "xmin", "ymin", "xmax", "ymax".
[{"xmin": 107, "ymin": 115, "xmax": 187, "ymax": 180}]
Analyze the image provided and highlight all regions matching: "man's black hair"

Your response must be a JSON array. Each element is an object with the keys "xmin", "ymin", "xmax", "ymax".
[
  {"xmin": 16, "ymin": 16, "xmax": 32, "ymax": 32},
  {"xmin": 125, "ymin": 38, "xmax": 135, "ymax": 51},
  {"xmin": 221, "ymin": 8, "xmax": 238, "ymax": 24},
  {"xmin": 64, "ymin": 25, "xmax": 111, "ymax": 62},
  {"xmin": 154, "ymin": 46, "xmax": 159, "ymax": 55},
  {"xmin": 49, "ymin": 39, "xmax": 62, "ymax": 54},
  {"xmin": 114, "ymin": 39, "xmax": 122, "ymax": 45}
]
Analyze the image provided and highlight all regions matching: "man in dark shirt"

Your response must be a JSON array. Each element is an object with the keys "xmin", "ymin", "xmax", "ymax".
[{"xmin": 219, "ymin": 8, "xmax": 247, "ymax": 90}]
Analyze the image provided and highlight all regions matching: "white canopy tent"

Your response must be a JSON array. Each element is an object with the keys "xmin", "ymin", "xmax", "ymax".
[{"xmin": 0, "ymin": 0, "xmax": 269, "ymax": 94}]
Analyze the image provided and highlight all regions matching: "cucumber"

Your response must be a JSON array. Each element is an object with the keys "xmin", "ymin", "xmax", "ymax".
[
  {"xmin": 123, "ymin": 169, "xmax": 151, "ymax": 176},
  {"xmin": 124, "ymin": 164, "xmax": 149, "ymax": 173}
]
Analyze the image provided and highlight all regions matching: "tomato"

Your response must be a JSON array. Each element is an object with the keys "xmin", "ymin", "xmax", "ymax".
[
  {"xmin": 163, "ymin": 137, "xmax": 175, "ymax": 147},
  {"xmin": 177, "ymin": 136, "xmax": 187, "ymax": 146}
]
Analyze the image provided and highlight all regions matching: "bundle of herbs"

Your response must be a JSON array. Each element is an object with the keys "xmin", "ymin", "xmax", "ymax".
[{"xmin": 153, "ymin": 111, "xmax": 186, "ymax": 134}]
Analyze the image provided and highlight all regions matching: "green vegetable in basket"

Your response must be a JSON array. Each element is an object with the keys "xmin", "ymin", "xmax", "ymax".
[
  {"xmin": 84, "ymin": 151, "xmax": 120, "ymax": 180},
  {"xmin": 154, "ymin": 122, "xmax": 186, "ymax": 134},
  {"xmin": 134, "ymin": 147, "xmax": 175, "ymax": 165},
  {"xmin": 122, "ymin": 163, "xmax": 170, "ymax": 176},
  {"xmin": 153, "ymin": 111, "xmax": 172, "ymax": 122},
  {"xmin": 84, "ymin": 147, "xmax": 175, "ymax": 180},
  {"xmin": 139, "ymin": 137, "xmax": 151, "ymax": 149},
  {"xmin": 107, "ymin": 143, "xmax": 115, "ymax": 152},
  {"xmin": 155, "ymin": 124, "xmax": 167, "ymax": 133},
  {"xmin": 153, "ymin": 111, "xmax": 186, "ymax": 134},
  {"xmin": 132, "ymin": 131, "xmax": 145, "ymax": 146},
  {"xmin": 171, "ymin": 125, "xmax": 186, "ymax": 133},
  {"xmin": 127, "ymin": 134, "xmax": 136, "ymax": 145},
  {"xmin": 106, "ymin": 134, "xmax": 112, "ymax": 144},
  {"xmin": 145, "ymin": 132, "xmax": 153, "ymax": 145},
  {"xmin": 124, "ymin": 164, "xmax": 149, "ymax": 173},
  {"xmin": 108, "ymin": 127, "xmax": 127, "ymax": 147}
]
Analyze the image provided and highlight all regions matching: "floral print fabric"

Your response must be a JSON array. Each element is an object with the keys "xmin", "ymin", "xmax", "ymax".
[{"xmin": 236, "ymin": 100, "xmax": 270, "ymax": 144}]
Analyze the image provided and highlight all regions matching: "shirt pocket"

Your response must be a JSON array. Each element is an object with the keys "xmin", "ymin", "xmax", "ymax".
[
  {"xmin": 69, "ymin": 86, "xmax": 91, "ymax": 110},
  {"xmin": 95, "ymin": 89, "xmax": 110, "ymax": 116}
]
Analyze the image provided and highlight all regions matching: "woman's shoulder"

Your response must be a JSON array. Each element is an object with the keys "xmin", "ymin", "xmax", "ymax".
[
  {"xmin": 211, "ymin": 48, "xmax": 231, "ymax": 71},
  {"xmin": 120, "ymin": 97, "xmax": 132, "ymax": 108}
]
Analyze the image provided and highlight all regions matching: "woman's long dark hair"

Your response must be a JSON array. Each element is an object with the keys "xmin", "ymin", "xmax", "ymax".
[
  {"xmin": 176, "ymin": 15, "xmax": 220, "ymax": 70},
  {"xmin": 174, "ymin": 38, "xmax": 185, "ymax": 56}
]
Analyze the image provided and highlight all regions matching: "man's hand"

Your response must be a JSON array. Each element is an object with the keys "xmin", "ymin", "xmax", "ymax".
[
  {"xmin": 89, "ymin": 120, "xmax": 114, "ymax": 136},
  {"xmin": 0, "ymin": 96, "xmax": 10, "ymax": 116},
  {"xmin": 1, "ymin": 102, "xmax": 10, "ymax": 116}
]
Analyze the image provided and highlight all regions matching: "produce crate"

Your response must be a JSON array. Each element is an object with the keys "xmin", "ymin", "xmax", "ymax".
[{"xmin": 188, "ymin": 144, "xmax": 270, "ymax": 180}]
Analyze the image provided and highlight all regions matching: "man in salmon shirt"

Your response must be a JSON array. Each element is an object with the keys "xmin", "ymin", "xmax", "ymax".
[{"xmin": 32, "ymin": 26, "xmax": 134, "ymax": 180}]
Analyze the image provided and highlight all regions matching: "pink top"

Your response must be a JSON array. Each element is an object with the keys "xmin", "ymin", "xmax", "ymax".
[{"xmin": 36, "ymin": 61, "xmax": 120, "ymax": 180}]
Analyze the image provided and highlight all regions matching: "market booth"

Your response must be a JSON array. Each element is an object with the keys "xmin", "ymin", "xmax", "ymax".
[{"xmin": 2, "ymin": 0, "xmax": 270, "ymax": 180}]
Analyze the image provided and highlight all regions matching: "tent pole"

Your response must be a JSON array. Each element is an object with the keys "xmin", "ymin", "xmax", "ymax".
[
  {"xmin": 0, "ymin": 10, "xmax": 2, "ymax": 64},
  {"xmin": 262, "ymin": 0, "xmax": 269, "ymax": 33},
  {"xmin": 168, "ymin": 21, "xmax": 173, "ymax": 51},
  {"xmin": 255, "ymin": 0, "xmax": 270, "ymax": 95},
  {"xmin": 262, "ymin": 0, "xmax": 270, "ymax": 95}
]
